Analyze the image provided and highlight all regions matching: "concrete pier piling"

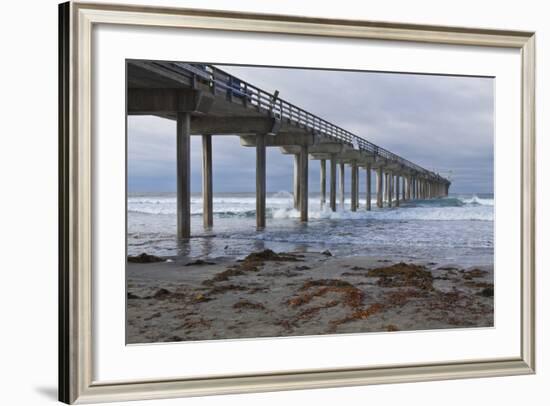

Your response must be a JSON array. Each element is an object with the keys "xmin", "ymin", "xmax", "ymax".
[
  {"xmin": 299, "ymin": 145, "xmax": 309, "ymax": 222},
  {"xmin": 256, "ymin": 133, "xmax": 266, "ymax": 229},
  {"xmin": 395, "ymin": 174, "xmax": 400, "ymax": 207},
  {"xmin": 176, "ymin": 112, "xmax": 191, "ymax": 239},
  {"xmin": 351, "ymin": 160, "xmax": 358, "ymax": 212},
  {"xmin": 385, "ymin": 172, "xmax": 389, "ymax": 205},
  {"xmin": 377, "ymin": 167, "xmax": 384, "ymax": 208},
  {"xmin": 339, "ymin": 162, "xmax": 345, "ymax": 209},
  {"xmin": 388, "ymin": 172, "xmax": 393, "ymax": 208},
  {"xmin": 320, "ymin": 159, "xmax": 326, "ymax": 209},
  {"xmin": 365, "ymin": 164, "xmax": 372, "ymax": 211},
  {"xmin": 330, "ymin": 154, "xmax": 337, "ymax": 212},
  {"xmin": 293, "ymin": 154, "xmax": 300, "ymax": 210},
  {"xmin": 202, "ymin": 134, "xmax": 213, "ymax": 229}
]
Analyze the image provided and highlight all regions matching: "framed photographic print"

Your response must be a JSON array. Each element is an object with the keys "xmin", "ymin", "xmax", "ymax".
[{"xmin": 59, "ymin": 1, "xmax": 535, "ymax": 404}]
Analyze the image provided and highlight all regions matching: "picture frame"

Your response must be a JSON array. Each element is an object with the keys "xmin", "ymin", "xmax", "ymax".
[{"xmin": 59, "ymin": 1, "xmax": 536, "ymax": 404}]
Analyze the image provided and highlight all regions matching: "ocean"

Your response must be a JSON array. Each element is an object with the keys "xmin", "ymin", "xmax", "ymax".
[{"xmin": 127, "ymin": 192, "xmax": 494, "ymax": 267}]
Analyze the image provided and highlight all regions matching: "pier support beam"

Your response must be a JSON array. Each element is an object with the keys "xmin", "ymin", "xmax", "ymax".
[
  {"xmin": 177, "ymin": 112, "xmax": 191, "ymax": 239},
  {"xmin": 201, "ymin": 134, "xmax": 213, "ymax": 229},
  {"xmin": 395, "ymin": 174, "xmax": 400, "ymax": 207},
  {"xmin": 320, "ymin": 159, "xmax": 326, "ymax": 209},
  {"xmin": 351, "ymin": 160, "xmax": 358, "ymax": 211},
  {"xmin": 256, "ymin": 133, "xmax": 266, "ymax": 228},
  {"xmin": 377, "ymin": 167, "xmax": 383, "ymax": 208},
  {"xmin": 330, "ymin": 154, "xmax": 337, "ymax": 211},
  {"xmin": 299, "ymin": 145, "xmax": 309, "ymax": 221},
  {"xmin": 402, "ymin": 176, "xmax": 406, "ymax": 201},
  {"xmin": 365, "ymin": 164, "xmax": 372, "ymax": 211},
  {"xmin": 293, "ymin": 154, "xmax": 300, "ymax": 210},
  {"xmin": 339, "ymin": 162, "xmax": 345, "ymax": 209}
]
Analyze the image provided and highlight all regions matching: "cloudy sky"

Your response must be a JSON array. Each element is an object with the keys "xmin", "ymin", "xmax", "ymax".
[{"xmin": 128, "ymin": 64, "xmax": 494, "ymax": 194}]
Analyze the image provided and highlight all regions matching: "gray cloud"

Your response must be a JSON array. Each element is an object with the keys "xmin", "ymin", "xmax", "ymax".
[{"xmin": 128, "ymin": 64, "xmax": 493, "ymax": 194}]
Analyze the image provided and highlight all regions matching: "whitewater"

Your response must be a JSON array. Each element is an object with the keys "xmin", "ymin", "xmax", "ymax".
[{"xmin": 127, "ymin": 192, "xmax": 494, "ymax": 266}]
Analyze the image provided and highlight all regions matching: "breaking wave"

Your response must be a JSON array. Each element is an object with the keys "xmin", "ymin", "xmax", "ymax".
[{"xmin": 128, "ymin": 192, "xmax": 493, "ymax": 221}]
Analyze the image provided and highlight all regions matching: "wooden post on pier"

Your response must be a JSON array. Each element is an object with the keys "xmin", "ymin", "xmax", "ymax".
[
  {"xmin": 177, "ymin": 112, "xmax": 191, "ymax": 239},
  {"xmin": 366, "ymin": 163, "xmax": 372, "ymax": 211},
  {"xmin": 202, "ymin": 134, "xmax": 213, "ymax": 229},
  {"xmin": 351, "ymin": 160, "xmax": 358, "ymax": 212},
  {"xmin": 256, "ymin": 133, "xmax": 266, "ymax": 228},
  {"xmin": 339, "ymin": 162, "xmax": 345, "ymax": 209},
  {"xmin": 377, "ymin": 167, "xmax": 383, "ymax": 208},
  {"xmin": 320, "ymin": 159, "xmax": 326, "ymax": 209},
  {"xmin": 330, "ymin": 154, "xmax": 337, "ymax": 211},
  {"xmin": 293, "ymin": 154, "xmax": 300, "ymax": 210},
  {"xmin": 402, "ymin": 176, "xmax": 406, "ymax": 201},
  {"xmin": 299, "ymin": 145, "xmax": 309, "ymax": 221},
  {"xmin": 395, "ymin": 174, "xmax": 400, "ymax": 207}
]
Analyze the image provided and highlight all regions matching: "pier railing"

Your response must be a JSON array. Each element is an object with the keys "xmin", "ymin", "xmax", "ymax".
[{"xmin": 161, "ymin": 62, "xmax": 446, "ymax": 182}]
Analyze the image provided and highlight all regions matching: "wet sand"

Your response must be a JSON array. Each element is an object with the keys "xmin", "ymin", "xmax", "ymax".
[{"xmin": 126, "ymin": 250, "xmax": 494, "ymax": 343}]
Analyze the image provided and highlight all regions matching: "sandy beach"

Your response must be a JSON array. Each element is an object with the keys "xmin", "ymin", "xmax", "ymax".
[{"xmin": 127, "ymin": 250, "xmax": 493, "ymax": 343}]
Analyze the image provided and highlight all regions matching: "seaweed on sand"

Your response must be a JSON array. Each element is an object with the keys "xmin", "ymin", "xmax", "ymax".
[
  {"xmin": 287, "ymin": 279, "xmax": 364, "ymax": 309},
  {"xmin": 127, "ymin": 253, "xmax": 165, "ymax": 263},
  {"xmin": 185, "ymin": 259, "xmax": 215, "ymax": 266},
  {"xmin": 244, "ymin": 249, "xmax": 303, "ymax": 263},
  {"xmin": 203, "ymin": 249, "xmax": 303, "ymax": 286},
  {"xmin": 367, "ymin": 262, "xmax": 433, "ymax": 290},
  {"xmin": 461, "ymin": 268, "xmax": 489, "ymax": 279}
]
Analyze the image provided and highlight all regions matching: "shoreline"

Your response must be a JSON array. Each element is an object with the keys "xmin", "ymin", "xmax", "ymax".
[{"xmin": 127, "ymin": 250, "xmax": 494, "ymax": 343}]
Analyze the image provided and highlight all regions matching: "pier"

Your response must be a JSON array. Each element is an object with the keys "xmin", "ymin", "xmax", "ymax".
[{"xmin": 127, "ymin": 61, "xmax": 451, "ymax": 238}]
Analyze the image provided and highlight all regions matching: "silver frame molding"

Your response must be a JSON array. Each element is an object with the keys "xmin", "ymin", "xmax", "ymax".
[{"xmin": 58, "ymin": 1, "xmax": 536, "ymax": 403}]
